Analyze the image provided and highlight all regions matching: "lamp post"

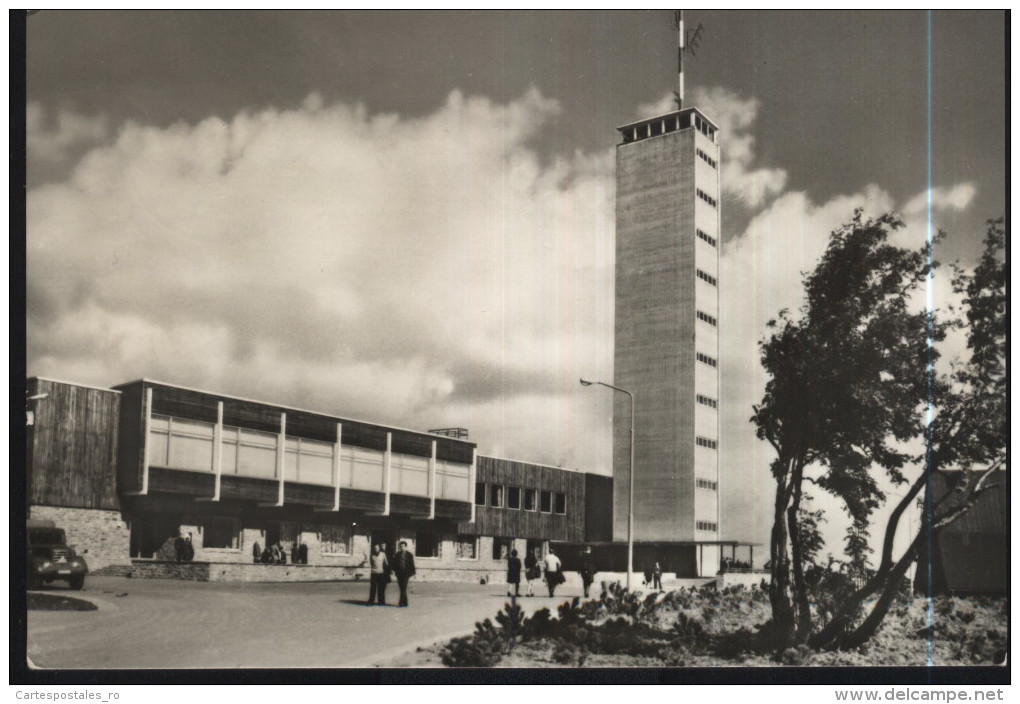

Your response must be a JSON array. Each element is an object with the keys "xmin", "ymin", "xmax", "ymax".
[{"xmin": 580, "ymin": 378, "xmax": 635, "ymax": 591}]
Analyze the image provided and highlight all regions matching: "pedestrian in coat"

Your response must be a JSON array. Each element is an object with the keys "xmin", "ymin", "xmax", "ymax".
[
  {"xmin": 367, "ymin": 544, "xmax": 389, "ymax": 605},
  {"xmin": 580, "ymin": 546, "xmax": 597, "ymax": 598},
  {"xmin": 542, "ymin": 548, "xmax": 563, "ymax": 597},
  {"xmin": 523, "ymin": 549, "xmax": 540, "ymax": 596},
  {"xmin": 507, "ymin": 549, "xmax": 523, "ymax": 597},
  {"xmin": 653, "ymin": 560, "xmax": 663, "ymax": 591},
  {"xmin": 392, "ymin": 540, "xmax": 417, "ymax": 607}
]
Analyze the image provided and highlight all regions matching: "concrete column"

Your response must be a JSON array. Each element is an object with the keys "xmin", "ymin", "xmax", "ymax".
[
  {"xmin": 382, "ymin": 432, "xmax": 392, "ymax": 515},
  {"xmin": 469, "ymin": 448, "xmax": 477, "ymax": 523},
  {"xmin": 140, "ymin": 387, "xmax": 152, "ymax": 495},
  {"xmin": 332, "ymin": 422, "xmax": 342, "ymax": 511},
  {"xmin": 428, "ymin": 440, "xmax": 437, "ymax": 519},
  {"xmin": 277, "ymin": 412, "xmax": 286, "ymax": 506},
  {"xmin": 212, "ymin": 401, "xmax": 223, "ymax": 501}
]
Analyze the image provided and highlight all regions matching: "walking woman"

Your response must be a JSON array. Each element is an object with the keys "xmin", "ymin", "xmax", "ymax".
[{"xmin": 367, "ymin": 543, "xmax": 389, "ymax": 605}]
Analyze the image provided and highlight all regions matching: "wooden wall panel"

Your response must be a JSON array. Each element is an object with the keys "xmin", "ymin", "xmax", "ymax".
[
  {"xmin": 220, "ymin": 475, "xmax": 278, "ymax": 502},
  {"xmin": 390, "ymin": 494, "xmax": 431, "ymax": 516},
  {"xmin": 148, "ymin": 467, "xmax": 216, "ymax": 497},
  {"xmin": 284, "ymin": 483, "xmax": 334, "ymax": 507},
  {"xmin": 435, "ymin": 499, "xmax": 472, "ymax": 521},
  {"xmin": 457, "ymin": 456, "xmax": 586, "ymax": 541},
  {"xmin": 114, "ymin": 381, "xmax": 144, "ymax": 493},
  {"xmin": 28, "ymin": 379, "xmax": 121, "ymax": 510},
  {"xmin": 339, "ymin": 488, "xmax": 385, "ymax": 512}
]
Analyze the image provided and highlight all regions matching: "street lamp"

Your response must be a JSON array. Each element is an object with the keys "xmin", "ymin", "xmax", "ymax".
[{"xmin": 580, "ymin": 378, "xmax": 635, "ymax": 591}]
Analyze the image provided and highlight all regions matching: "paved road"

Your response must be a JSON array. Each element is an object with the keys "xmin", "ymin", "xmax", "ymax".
[{"xmin": 26, "ymin": 576, "xmax": 595, "ymax": 669}]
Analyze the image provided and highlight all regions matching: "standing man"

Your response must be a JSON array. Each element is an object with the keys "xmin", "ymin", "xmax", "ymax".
[
  {"xmin": 392, "ymin": 540, "xmax": 417, "ymax": 607},
  {"xmin": 506, "ymin": 549, "xmax": 523, "ymax": 598},
  {"xmin": 542, "ymin": 547, "xmax": 562, "ymax": 598},
  {"xmin": 368, "ymin": 543, "xmax": 388, "ymax": 606},
  {"xmin": 580, "ymin": 546, "xmax": 597, "ymax": 598}
]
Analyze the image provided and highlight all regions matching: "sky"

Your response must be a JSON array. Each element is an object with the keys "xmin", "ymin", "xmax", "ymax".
[{"xmin": 23, "ymin": 10, "xmax": 1006, "ymax": 557}]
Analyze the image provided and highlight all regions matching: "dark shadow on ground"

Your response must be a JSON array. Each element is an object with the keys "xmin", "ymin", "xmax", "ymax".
[
  {"xmin": 337, "ymin": 598, "xmax": 401, "ymax": 607},
  {"xmin": 28, "ymin": 592, "xmax": 98, "ymax": 611}
]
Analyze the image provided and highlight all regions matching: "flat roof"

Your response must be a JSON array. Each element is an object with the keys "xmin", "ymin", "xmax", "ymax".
[
  {"xmin": 617, "ymin": 106, "xmax": 720, "ymax": 134},
  {"xmin": 113, "ymin": 377, "xmax": 475, "ymax": 444},
  {"xmin": 28, "ymin": 377, "xmax": 122, "ymax": 394}
]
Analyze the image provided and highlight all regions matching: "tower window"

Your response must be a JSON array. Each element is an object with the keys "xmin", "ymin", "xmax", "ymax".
[
  {"xmin": 697, "ymin": 310, "xmax": 717, "ymax": 327},
  {"xmin": 697, "ymin": 521, "xmax": 718, "ymax": 532},
  {"xmin": 696, "ymin": 148, "xmax": 717, "ymax": 169},
  {"xmin": 697, "ymin": 352, "xmax": 717, "ymax": 368},
  {"xmin": 697, "ymin": 229, "xmax": 717, "ymax": 247},
  {"xmin": 697, "ymin": 189, "xmax": 717, "ymax": 208},
  {"xmin": 696, "ymin": 436, "xmax": 718, "ymax": 450},
  {"xmin": 697, "ymin": 269, "xmax": 717, "ymax": 286},
  {"xmin": 697, "ymin": 478, "xmax": 718, "ymax": 491},
  {"xmin": 697, "ymin": 394, "xmax": 718, "ymax": 409}
]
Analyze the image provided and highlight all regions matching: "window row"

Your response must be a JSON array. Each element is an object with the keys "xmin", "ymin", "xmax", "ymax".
[
  {"xmin": 696, "ymin": 436, "xmax": 718, "ymax": 450},
  {"xmin": 147, "ymin": 413, "xmax": 471, "ymax": 501},
  {"xmin": 696, "ymin": 478, "xmax": 718, "ymax": 491},
  {"xmin": 694, "ymin": 114, "xmax": 716, "ymax": 141},
  {"xmin": 696, "ymin": 147, "xmax": 717, "ymax": 169},
  {"xmin": 697, "ymin": 352, "xmax": 717, "ymax": 368},
  {"xmin": 475, "ymin": 482, "xmax": 566, "ymax": 515},
  {"xmin": 696, "ymin": 521, "xmax": 718, "ymax": 532},
  {"xmin": 697, "ymin": 310, "xmax": 717, "ymax": 327},
  {"xmin": 696, "ymin": 269, "xmax": 717, "ymax": 286},
  {"xmin": 696, "ymin": 394, "xmax": 718, "ymax": 409},
  {"xmin": 697, "ymin": 189, "xmax": 717, "ymax": 208},
  {"xmin": 696, "ymin": 229, "xmax": 717, "ymax": 247}
]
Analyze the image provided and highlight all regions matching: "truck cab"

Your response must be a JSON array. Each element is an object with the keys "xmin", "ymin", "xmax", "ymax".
[{"xmin": 27, "ymin": 519, "xmax": 88, "ymax": 590}]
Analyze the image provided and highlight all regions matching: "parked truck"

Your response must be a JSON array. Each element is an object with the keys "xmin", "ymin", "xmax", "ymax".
[{"xmin": 26, "ymin": 519, "xmax": 88, "ymax": 590}]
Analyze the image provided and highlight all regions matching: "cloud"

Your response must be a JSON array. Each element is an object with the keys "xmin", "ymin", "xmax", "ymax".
[
  {"xmin": 27, "ymin": 87, "xmax": 617, "ymax": 472},
  {"xmin": 635, "ymin": 88, "xmax": 787, "ymax": 208},
  {"xmin": 902, "ymin": 183, "xmax": 977, "ymax": 216},
  {"xmin": 27, "ymin": 102, "xmax": 110, "ymax": 168}
]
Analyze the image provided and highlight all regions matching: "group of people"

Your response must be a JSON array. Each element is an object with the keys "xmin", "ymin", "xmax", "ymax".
[
  {"xmin": 505, "ymin": 546, "xmax": 600, "ymax": 598},
  {"xmin": 252, "ymin": 541, "xmax": 308, "ymax": 565},
  {"xmin": 367, "ymin": 540, "xmax": 417, "ymax": 607}
]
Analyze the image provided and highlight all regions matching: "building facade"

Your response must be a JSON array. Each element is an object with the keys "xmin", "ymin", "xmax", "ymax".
[
  {"xmin": 26, "ymin": 377, "xmax": 615, "ymax": 583},
  {"xmin": 613, "ymin": 108, "xmax": 722, "ymax": 575}
]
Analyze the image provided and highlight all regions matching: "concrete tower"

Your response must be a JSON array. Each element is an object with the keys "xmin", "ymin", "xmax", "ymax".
[{"xmin": 613, "ymin": 108, "xmax": 721, "ymax": 576}]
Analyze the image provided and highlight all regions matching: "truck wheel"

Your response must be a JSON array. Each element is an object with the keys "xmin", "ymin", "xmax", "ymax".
[{"xmin": 68, "ymin": 575, "xmax": 85, "ymax": 590}]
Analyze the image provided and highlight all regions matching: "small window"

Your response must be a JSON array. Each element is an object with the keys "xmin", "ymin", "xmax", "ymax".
[
  {"xmin": 492, "ymin": 537, "xmax": 511, "ymax": 560},
  {"xmin": 540, "ymin": 490, "xmax": 552, "ymax": 513},
  {"xmin": 456, "ymin": 536, "xmax": 478, "ymax": 560},
  {"xmin": 475, "ymin": 482, "xmax": 486, "ymax": 506},
  {"xmin": 508, "ymin": 486, "xmax": 521, "ymax": 510},
  {"xmin": 554, "ymin": 492, "xmax": 566, "ymax": 515},
  {"xmin": 523, "ymin": 488, "xmax": 537, "ymax": 512},
  {"xmin": 490, "ymin": 484, "xmax": 504, "ymax": 508},
  {"xmin": 415, "ymin": 532, "xmax": 440, "ymax": 559},
  {"xmin": 202, "ymin": 518, "xmax": 239, "ymax": 550}
]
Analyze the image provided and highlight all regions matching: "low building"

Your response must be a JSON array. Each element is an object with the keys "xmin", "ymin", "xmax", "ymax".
[
  {"xmin": 915, "ymin": 469, "xmax": 1008, "ymax": 597},
  {"xmin": 25, "ymin": 377, "xmax": 617, "ymax": 583}
]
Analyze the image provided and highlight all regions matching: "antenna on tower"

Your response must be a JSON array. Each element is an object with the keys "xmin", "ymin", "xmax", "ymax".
[{"xmin": 673, "ymin": 10, "xmax": 705, "ymax": 110}]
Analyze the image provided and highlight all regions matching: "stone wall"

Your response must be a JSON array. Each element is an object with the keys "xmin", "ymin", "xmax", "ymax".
[
  {"xmin": 715, "ymin": 570, "xmax": 769, "ymax": 590},
  {"xmin": 29, "ymin": 505, "xmax": 131, "ymax": 573}
]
